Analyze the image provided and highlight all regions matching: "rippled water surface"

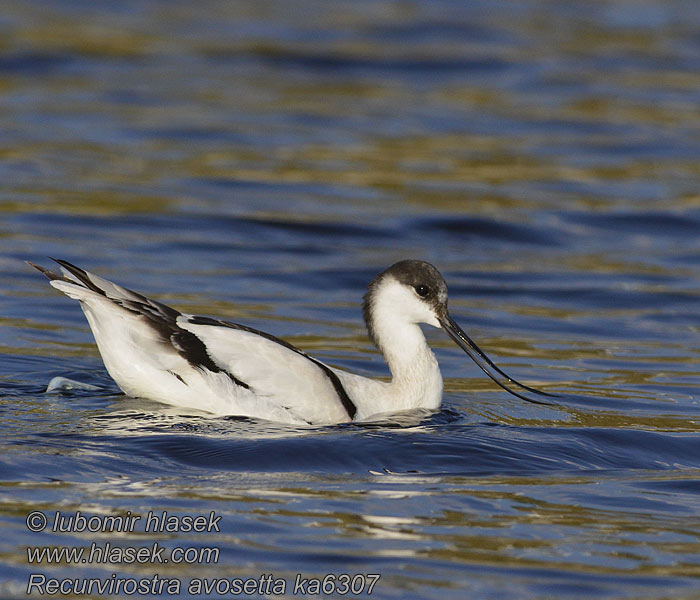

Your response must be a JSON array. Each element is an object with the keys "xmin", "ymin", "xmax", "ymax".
[{"xmin": 1, "ymin": 1, "xmax": 699, "ymax": 598}]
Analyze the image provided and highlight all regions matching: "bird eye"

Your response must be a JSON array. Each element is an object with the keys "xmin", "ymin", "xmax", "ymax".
[{"xmin": 414, "ymin": 285, "xmax": 430, "ymax": 297}]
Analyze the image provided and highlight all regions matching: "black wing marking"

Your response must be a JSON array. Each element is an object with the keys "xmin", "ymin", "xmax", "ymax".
[
  {"xmin": 186, "ymin": 316, "xmax": 358, "ymax": 420},
  {"xmin": 31, "ymin": 259, "xmax": 250, "ymax": 390}
]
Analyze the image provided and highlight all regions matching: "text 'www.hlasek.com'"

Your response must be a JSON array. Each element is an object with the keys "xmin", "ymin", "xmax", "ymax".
[{"xmin": 24, "ymin": 510, "xmax": 381, "ymax": 596}]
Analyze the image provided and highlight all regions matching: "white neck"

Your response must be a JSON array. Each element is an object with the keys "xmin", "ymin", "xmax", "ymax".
[{"xmin": 369, "ymin": 295, "xmax": 443, "ymax": 411}]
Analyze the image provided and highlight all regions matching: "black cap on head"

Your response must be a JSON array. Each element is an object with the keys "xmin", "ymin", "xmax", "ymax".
[{"xmin": 362, "ymin": 260, "xmax": 448, "ymax": 349}]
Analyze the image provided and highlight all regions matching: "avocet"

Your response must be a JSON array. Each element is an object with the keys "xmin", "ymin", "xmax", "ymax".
[{"xmin": 30, "ymin": 259, "xmax": 553, "ymax": 424}]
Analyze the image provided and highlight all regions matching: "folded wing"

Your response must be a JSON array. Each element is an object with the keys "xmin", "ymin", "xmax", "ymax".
[{"xmin": 178, "ymin": 316, "xmax": 356, "ymax": 424}]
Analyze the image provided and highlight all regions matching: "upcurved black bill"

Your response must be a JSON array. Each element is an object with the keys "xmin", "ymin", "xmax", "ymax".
[{"xmin": 439, "ymin": 314, "xmax": 558, "ymax": 406}]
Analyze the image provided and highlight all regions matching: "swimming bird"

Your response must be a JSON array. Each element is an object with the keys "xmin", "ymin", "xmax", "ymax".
[{"xmin": 29, "ymin": 259, "xmax": 554, "ymax": 424}]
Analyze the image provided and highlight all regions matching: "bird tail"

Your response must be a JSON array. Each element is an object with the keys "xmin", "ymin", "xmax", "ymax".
[{"xmin": 28, "ymin": 258, "xmax": 144, "ymax": 303}]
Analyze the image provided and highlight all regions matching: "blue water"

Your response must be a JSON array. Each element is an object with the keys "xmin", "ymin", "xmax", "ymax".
[{"xmin": 2, "ymin": 1, "xmax": 700, "ymax": 599}]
